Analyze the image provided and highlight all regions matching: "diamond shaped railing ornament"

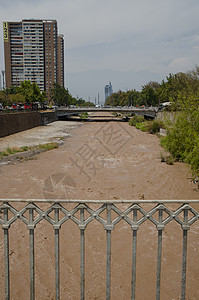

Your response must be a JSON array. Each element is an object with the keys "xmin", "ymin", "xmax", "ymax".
[
  {"xmin": 148, "ymin": 204, "xmax": 174, "ymax": 230},
  {"xmin": 0, "ymin": 203, "xmax": 18, "ymax": 229},
  {"xmin": 174, "ymin": 204, "xmax": 199, "ymax": 230}
]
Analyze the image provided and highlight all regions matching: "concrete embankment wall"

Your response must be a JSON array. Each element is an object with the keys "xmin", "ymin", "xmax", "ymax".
[
  {"xmin": 0, "ymin": 111, "xmax": 57, "ymax": 137},
  {"xmin": 155, "ymin": 111, "xmax": 179, "ymax": 124}
]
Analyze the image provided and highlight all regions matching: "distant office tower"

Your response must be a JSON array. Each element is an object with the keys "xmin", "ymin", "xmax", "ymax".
[
  {"xmin": 105, "ymin": 82, "xmax": 113, "ymax": 100},
  {"xmin": 3, "ymin": 19, "xmax": 64, "ymax": 99}
]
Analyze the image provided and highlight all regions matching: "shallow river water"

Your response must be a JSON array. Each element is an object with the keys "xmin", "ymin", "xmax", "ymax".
[{"xmin": 0, "ymin": 113, "xmax": 198, "ymax": 299}]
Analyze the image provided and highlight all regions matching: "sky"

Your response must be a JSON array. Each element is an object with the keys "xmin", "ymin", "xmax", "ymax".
[{"xmin": 1, "ymin": 0, "xmax": 199, "ymax": 104}]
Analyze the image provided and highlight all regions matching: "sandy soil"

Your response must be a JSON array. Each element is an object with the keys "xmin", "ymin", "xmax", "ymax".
[{"xmin": 0, "ymin": 113, "xmax": 198, "ymax": 299}]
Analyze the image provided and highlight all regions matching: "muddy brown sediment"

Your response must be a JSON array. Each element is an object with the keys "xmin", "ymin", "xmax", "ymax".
[{"xmin": 0, "ymin": 113, "xmax": 198, "ymax": 299}]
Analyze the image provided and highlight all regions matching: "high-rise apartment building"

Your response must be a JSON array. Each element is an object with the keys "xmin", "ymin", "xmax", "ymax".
[
  {"xmin": 3, "ymin": 19, "xmax": 64, "ymax": 99},
  {"xmin": 105, "ymin": 82, "xmax": 113, "ymax": 101}
]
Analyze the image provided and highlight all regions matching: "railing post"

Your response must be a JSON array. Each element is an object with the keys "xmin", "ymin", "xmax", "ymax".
[
  {"xmin": 131, "ymin": 208, "xmax": 138, "ymax": 300},
  {"xmin": 54, "ymin": 208, "xmax": 60, "ymax": 300},
  {"xmin": 80, "ymin": 206, "xmax": 85, "ymax": 300},
  {"xmin": 181, "ymin": 208, "xmax": 189, "ymax": 300},
  {"xmin": 156, "ymin": 209, "xmax": 163, "ymax": 300},
  {"xmin": 3, "ymin": 207, "xmax": 10, "ymax": 300},
  {"xmin": 29, "ymin": 207, "xmax": 35, "ymax": 300},
  {"xmin": 106, "ymin": 204, "xmax": 112, "ymax": 300}
]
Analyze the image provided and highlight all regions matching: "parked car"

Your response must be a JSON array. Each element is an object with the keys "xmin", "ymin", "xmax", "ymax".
[
  {"xmin": 12, "ymin": 103, "xmax": 17, "ymax": 109},
  {"xmin": 52, "ymin": 105, "xmax": 58, "ymax": 110},
  {"xmin": 16, "ymin": 103, "xmax": 25, "ymax": 110},
  {"xmin": 24, "ymin": 103, "xmax": 32, "ymax": 110},
  {"xmin": 159, "ymin": 102, "xmax": 171, "ymax": 110}
]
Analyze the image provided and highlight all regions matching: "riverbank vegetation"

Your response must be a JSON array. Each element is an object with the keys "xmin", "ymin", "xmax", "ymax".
[
  {"xmin": 79, "ymin": 112, "xmax": 89, "ymax": 119},
  {"xmin": 129, "ymin": 117, "xmax": 165, "ymax": 134},
  {"xmin": 126, "ymin": 65, "xmax": 199, "ymax": 182},
  {"xmin": 160, "ymin": 68, "xmax": 199, "ymax": 181},
  {"xmin": 129, "ymin": 111, "xmax": 199, "ymax": 181},
  {"xmin": 0, "ymin": 142, "xmax": 59, "ymax": 159},
  {"xmin": 161, "ymin": 107, "xmax": 199, "ymax": 181}
]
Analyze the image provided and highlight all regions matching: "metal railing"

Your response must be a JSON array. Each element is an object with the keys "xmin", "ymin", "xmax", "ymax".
[{"xmin": 0, "ymin": 199, "xmax": 199, "ymax": 300}]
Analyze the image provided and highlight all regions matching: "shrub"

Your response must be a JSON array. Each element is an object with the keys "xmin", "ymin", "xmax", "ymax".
[
  {"xmin": 135, "ymin": 122, "xmax": 147, "ymax": 132},
  {"xmin": 186, "ymin": 138, "xmax": 199, "ymax": 178},
  {"xmin": 161, "ymin": 110, "xmax": 199, "ymax": 178},
  {"xmin": 0, "ymin": 143, "xmax": 59, "ymax": 159},
  {"xmin": 145, "ymin": 120, "xmax": 165, "ymax": 134},
  {"xmin": 162, "ymin": 113, "xmax": 197, "ymax": 161},
  {"xmin": 129, "ymin": 115, "xmax": 145, "ymax": 126},
  {"xmin": 80, "ymin": 112, "xmax": 89, "ymax": 119},
  {"xmin": 6, "ymin": 148, "xmax": 12, "ymax": 154},
  {"xmin": 0, "ymin": 147, "xmax": 23, "ymax": 158},
  {"xmin": 38, "ymin": 142, "xmax": 59, "ymax": 150},
  {"xmin": 130, "ymin": 117, "xmax": 165, "ymax": 134},
  {"xmin": 21, "ymin": 146, "xmax": 29, "ymax": 151},
  {"xmin": 160, "ymin": 152, "xmax": 175, "ymax": 165}
]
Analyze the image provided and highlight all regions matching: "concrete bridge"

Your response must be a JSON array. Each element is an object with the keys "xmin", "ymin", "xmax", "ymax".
[{"xmin": 57, "ymin": 107, "xmax": 158, "ymax": 120}]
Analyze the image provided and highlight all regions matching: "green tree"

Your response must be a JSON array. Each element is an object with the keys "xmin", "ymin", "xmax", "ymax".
[
  {"xmin": 76, "ymin": 98, "xmax": 95, "ymax": 107},
  {"xmin": 141, "ymin": 82, "xmax": 159, "ymax": 106},
  {"xmin": 157, "ymin": 67, "xmax": 199, "ymax": 107},
  {"xmin": 9, "ymin": 94, "xmax": 25, "ymax": 104},
  {"xmin": 0, "ymin": 90, "xmax": 9, "ymax": 106},
  {"xmin": 50, "ymin": 83, "xmax": 73, "ymax": 106},
  {"xmin": 19, "ymin": 81, "xmax": 45, "ymax": 105},
  {"xmin": 0, "ymin": 88, "xmax": 23, "ymax": 106},
  {"xmin": 127, "ymin": 90, "xmax": 141, "ymax": 106},
  {"xmin": 105, "ymin": 90, "xmax": 123, "ymax": 106}
]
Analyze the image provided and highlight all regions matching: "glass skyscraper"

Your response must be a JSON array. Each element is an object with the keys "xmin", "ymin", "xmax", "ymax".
[{"xmin": 105, "ymin": 82, "xmax": 113, "ymax": 100}]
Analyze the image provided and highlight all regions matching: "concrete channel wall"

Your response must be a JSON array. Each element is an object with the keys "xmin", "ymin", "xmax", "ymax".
[
  {"xmin": 155, "ymin": 111, "xmax": 179, "ymax": 123},
  {"xmin": 0, "ymin": 110, "xmax": 178, "ymax": 138},
  {"xmin": 0, "ymin": 111, "xmax": 57, "ymax": 138}
]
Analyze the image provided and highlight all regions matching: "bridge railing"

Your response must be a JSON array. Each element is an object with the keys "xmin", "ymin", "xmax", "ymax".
[{"xmin": 0, "ymin": 199, "xmax": 199, "ymax": 300}]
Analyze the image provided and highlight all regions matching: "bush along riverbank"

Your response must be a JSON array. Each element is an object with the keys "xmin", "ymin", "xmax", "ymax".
[
  {"xmin": 0, "ymin": 142, "xmax": 59, "ymax": 165},
  {"xmin": 129, "ymin": 110, "xmax": 199, "ymax": 188},
  {"xmin": 161, "ymin": 108, "xmax": 199, "ymax": 186},
  {"xmin": 129, "ymin": 115, "xmax": 165, "ymax": 134}
]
